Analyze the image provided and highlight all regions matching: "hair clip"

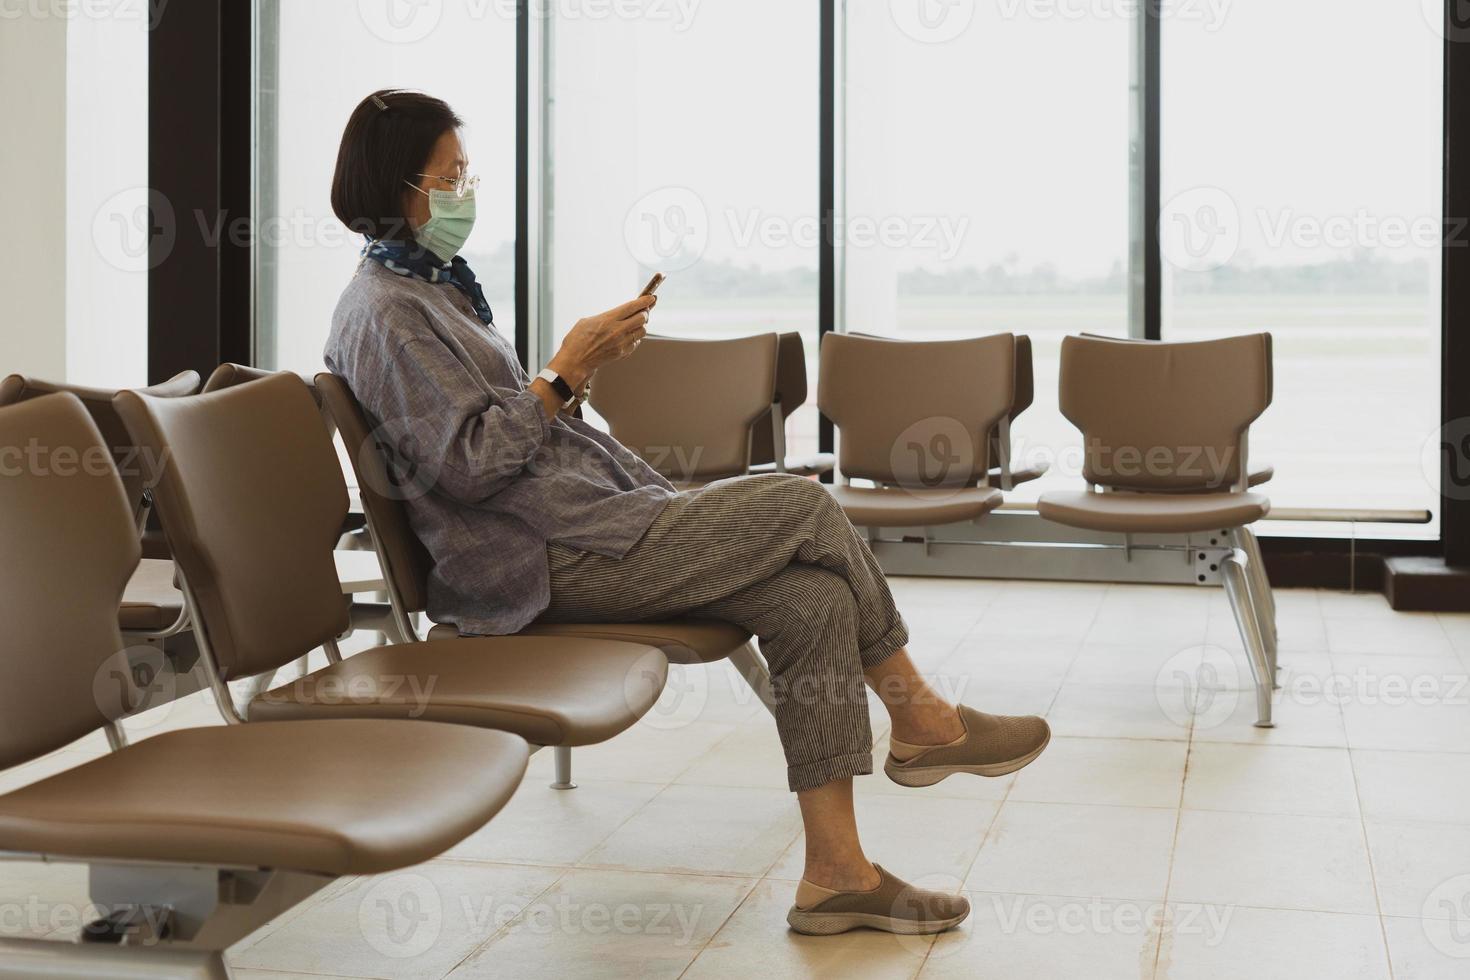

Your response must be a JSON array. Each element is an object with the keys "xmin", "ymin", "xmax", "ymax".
[{"xmin": 371, "ymin": 94, "xmax": 389, "ymax": 111}]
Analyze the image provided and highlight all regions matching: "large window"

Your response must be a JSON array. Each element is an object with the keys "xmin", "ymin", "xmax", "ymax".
[
  {"xmin": 1162, "ymin": 1, "xmax": 1442, "ymax": 527},
  {"xmin": 545, "ymin": 0, "xmax": 820, "ymax": 457},
  {"xmin": 256, "ymin": 0, "xmax": 516, "ymax": 375},
  {"xmin": 843, "ymin": 2, "xmax": 1132, "ymax": 495},
  {"xmin": 249, "ymin": 1, "xmax": 1453, "ymax": 541}
]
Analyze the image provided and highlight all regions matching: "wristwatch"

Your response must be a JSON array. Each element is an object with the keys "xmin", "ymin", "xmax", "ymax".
[{"xmin": 535, "ymin": 368, "xmax": 579, "ymax": 411}]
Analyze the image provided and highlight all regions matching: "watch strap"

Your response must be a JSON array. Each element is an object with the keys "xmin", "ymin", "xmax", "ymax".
[{"xmin": 535, "ymin": 368, "xmax": 576, "ymax": 407}]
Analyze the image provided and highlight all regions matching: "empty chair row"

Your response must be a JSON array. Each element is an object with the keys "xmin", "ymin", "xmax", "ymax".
[
  {"xmin": 591, "ymin": 330, "xmax": 1268, "ymax": 497},
  {"xmin": 819, "ymin": 330, "xmax": 1280, "ymax": 727},
  {"xmin": 595, "ymin": 329, "xmax": 1279, "ymax": 729}
]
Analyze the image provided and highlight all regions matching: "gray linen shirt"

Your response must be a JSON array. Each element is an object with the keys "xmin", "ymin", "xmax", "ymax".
[{"xmin": 325, "ymin": 259, "xmax": 676, "ymax": 635}]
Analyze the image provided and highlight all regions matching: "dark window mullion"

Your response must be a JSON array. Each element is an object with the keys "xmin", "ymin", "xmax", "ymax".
[{"xmin": 817, "ymin": 0, "xmax": 837, "ymax": 478}]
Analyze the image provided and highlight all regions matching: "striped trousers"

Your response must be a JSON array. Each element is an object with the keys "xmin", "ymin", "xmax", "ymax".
[{"xmin": 543, "ymin": 473, "xmax": 909, "ymax": 792}]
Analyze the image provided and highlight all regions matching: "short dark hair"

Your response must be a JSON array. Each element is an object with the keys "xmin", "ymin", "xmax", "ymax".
[{"xmin": 331, "ymin": 89, "xmax": 463, "ymax": 242}]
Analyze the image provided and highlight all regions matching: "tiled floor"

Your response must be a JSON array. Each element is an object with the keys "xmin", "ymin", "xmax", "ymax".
[{"xmin": 5, "ymin": 578, "xmax": 1470, "ymax": 979}]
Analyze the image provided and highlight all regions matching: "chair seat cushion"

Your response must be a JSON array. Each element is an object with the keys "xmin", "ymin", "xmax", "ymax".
[
  {"xmin": 1038, "ymin": 490, "xmax": 1270, "ymax": 534},
  {"xmin": 827, "ymin": 484, "xmax": 1002, "ymax": 528},
  {"xmin": 427, "ymin": 619, "xmax": 752, "ymax": 665},
  {"xmin": 0, "ymin": 720, "xmax": 526, "ymax": 876},
  {"xmin": 248, "ymin": 636, "xmax": 668, "ymax": 746},
  {"xmin": 748, "ymin": 452, "xmax": 836, "ymax": 478},
  {"xmin": 118, "ymin": 558, "xmax": 183, "ymax": 632}
]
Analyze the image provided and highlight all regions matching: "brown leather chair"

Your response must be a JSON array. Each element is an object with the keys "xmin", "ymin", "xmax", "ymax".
[
  {"xmin": 1037, "ymin": 333, "xmax": 1278, "ymax": 725},
  {"xmin": 747, "ymin": 332, "xmax": 835, "ymax": 479},
  {"xmin": 314, "ymin": 372, "xmax": 767, "ymax": 789},
  {"xmin": 201, "ymin": 363, "xmax": 382, "ymax": 681},
  {"xmin": 202, "ymin": 363, "xmax": 369, "ymax": 540},
  {"xmin": 115, "ymin": 373, "xmax": 668, "ymax": 778},
  {"xmin": 0, "ymin": 371, "xmax": 199, "ymax": 639},
  {"xmin": 0, "ymin": 392, "xmax": 528, "ymax": 977},
  {"xmin": 589, "ymin": 333, "xmax": 780, "ymax": 485},
  {"xmin": 845, "ymin": 331, "xmax": 1044, "ymax": 491},
  {"xmin": 202, "ymin": 362, "xmax": 340, "ymax": 440},
  {"xmin": 1077, "ymin": 333, "xmax": 1274, "ymax": 489},
  {"xmin": 817, "ymin": 332, "xmax": 1015, "ymax": 527},
  {"xmin": 0, "ymin": 370, "xmax": 199, "ymax": 528}
]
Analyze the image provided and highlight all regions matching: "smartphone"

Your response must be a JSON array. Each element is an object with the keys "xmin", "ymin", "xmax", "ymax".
[{"xmin": 640, "ymin": 272, "xmax": 666, "ymax": 297}]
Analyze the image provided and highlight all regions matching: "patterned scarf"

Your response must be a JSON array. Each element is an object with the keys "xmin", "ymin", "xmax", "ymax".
[{"xmin": 361, "ymin": 238, "xmax": 495, "ymax": 327}]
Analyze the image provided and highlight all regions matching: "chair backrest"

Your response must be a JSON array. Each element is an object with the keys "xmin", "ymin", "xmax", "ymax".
[
  {"xmin": 202, "ymin": 363, "xmax": 337, "ymax": 439},
  {"xmin": 987, "ymin": 334, "xmax": 1035, "ymax": 471},
  {"xmin": 749, "ymin": 332, "xmax": 809, "ymax": 467},
  {"xmin": 819, "ymin": 332, "xmax": 1016, "ymax": 488},
  {"xmin": 115, "ymin": 373, "xmax": 351, "ymax": 680},
  {"xmin": 0, "ymin": 371, "xmax": 200, "ymax": 524},
  {"xmin": 589, "ymin": 333, "xmax": 780, "ymax": 482},
  {"xmin": 1075, "ymin": 332, "xmax": 1276, "ymax": 411},
  {"xmin": 0, "ymin": 394, "xmax": 141, "ymax": 769},
  {"xmin": 201, "ymin": 362, "xmax": 275, "ymax": 393},
  {"xmin": 1008, "ymin": 334, "xmax": 1036, "ymax": 422},
  {"xmin": 1058, "ymin": 332, "xmax": 1273, "ymax": 492},
  {"xmin": 315, "ymin": 372, "xmax": 435, "ymax": 615}
]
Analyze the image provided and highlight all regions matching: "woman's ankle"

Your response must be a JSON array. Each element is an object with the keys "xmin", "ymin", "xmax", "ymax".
[
  {"xmin": 802, "ymin": 858, "xmax": 881, "ymax": 894},
  {"xmin": 889, "ymin": 703, "xmax": 966, "ymax": 747}
]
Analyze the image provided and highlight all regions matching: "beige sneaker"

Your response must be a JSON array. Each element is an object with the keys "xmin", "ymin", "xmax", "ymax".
[
  {"xmin": 885, "ymin": 705, "xmax": 1051, "ymax": 787},
  {"xmin": 786, "ymin": 865, "xmax": 971, "ymax": 936}
]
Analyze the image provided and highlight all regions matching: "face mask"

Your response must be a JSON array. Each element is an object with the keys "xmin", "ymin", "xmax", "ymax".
[{"xmin": 406, "ymin": 183, "xmax": 476, "ymax": 262}]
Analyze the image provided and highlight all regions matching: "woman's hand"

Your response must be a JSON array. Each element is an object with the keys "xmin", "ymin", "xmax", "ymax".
[{"xmin": 548, "ymin": 294, "xmax": 657, "ymax": 389}]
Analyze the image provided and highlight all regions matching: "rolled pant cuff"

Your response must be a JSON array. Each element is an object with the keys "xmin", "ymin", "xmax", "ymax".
[
  {"xmin": 859, "ymin": 618, "xmax": 910, "ymax": 670},
  {"xmin": 787, "ymin": 750, "xmax": 874, "ymax": 793}
]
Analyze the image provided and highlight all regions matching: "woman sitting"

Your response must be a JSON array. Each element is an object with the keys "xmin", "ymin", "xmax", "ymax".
[{"xmin": 325, "ymin": 90, "xmax": 1050, "ymax": 937}]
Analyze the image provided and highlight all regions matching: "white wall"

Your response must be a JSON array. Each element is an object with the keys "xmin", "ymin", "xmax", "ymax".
[
  {"xmin": 0, "ymin": 4, "xmax": 148, "ymax": 386},
  {"xmin": 0, "ymin": 11, "xmax": 68, "ymax": 379},
  {"xmin": 65, "ymin": 3, "xmax": 149, "ymax": 386}
]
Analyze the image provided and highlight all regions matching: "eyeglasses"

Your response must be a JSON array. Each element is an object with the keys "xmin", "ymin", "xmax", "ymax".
[{"xmin": 412, "ymin": 172, "xmax": 480, "ymax": 199}]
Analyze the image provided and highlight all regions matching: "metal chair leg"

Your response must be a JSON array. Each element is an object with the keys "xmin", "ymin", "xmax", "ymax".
[
  {"xmin": 550, "ymin": 745, "xmax": 576, "ymax": 790},
  {"xmin": 1231, "ymin": 529, "xmax": 1279, "ymax": 687},
  {"xmin": 1238, "ymin": 527, "xmax": 1278, "ymax": 644},
  {"xmin": 1221, "ymin": 547, "xmax": 1274, "ymax": 728},
  {"xmin": 728, "ymin": 640, "xmax": 778, "ymax": 717}
]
